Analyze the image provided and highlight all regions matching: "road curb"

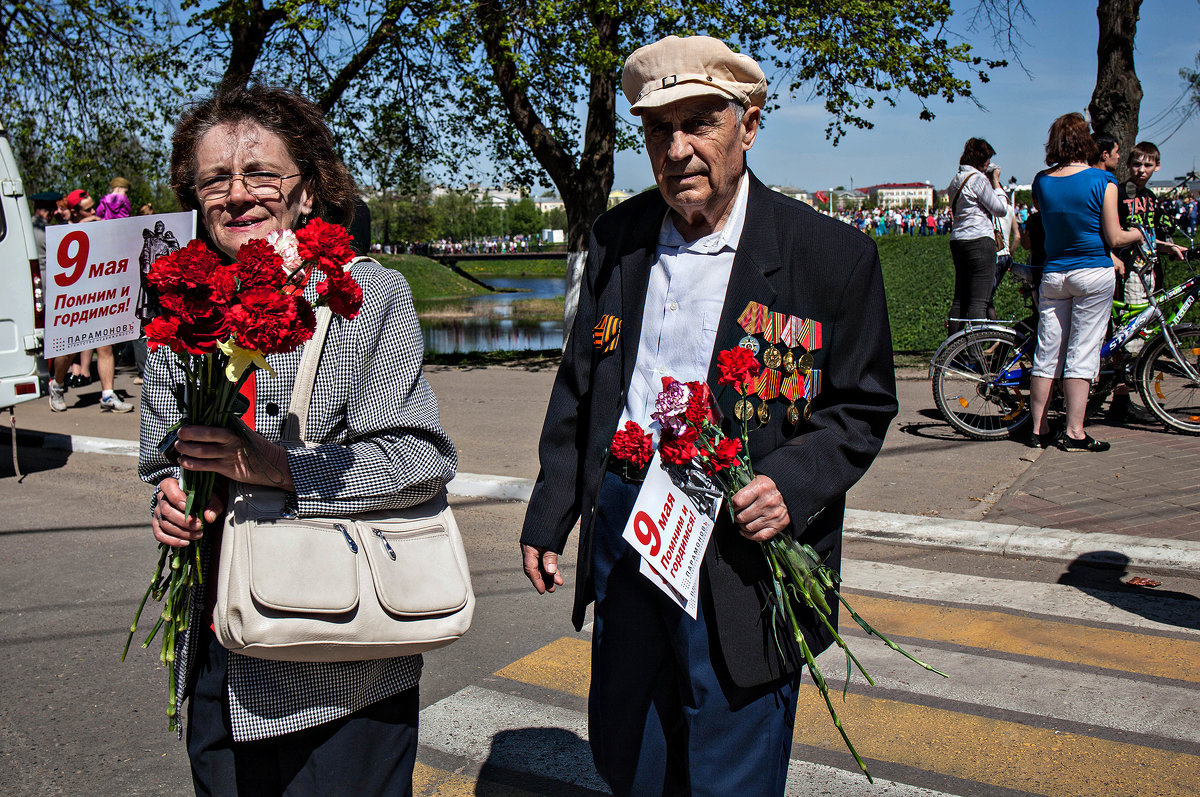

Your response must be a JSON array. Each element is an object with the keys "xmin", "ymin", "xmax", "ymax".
[{"xmin": 14, "ymin": 429, "xmax": 1200, "ymax": 576}]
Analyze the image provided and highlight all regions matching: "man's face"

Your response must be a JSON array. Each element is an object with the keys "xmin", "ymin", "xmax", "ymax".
[
  {"xmin": 1102, "ymin": 143, "xmax": 1121, "ymax": 171},
  {"xmin": 1129, "ymin": 154, "xmax": 1159, "ymax": 186},
  {"xmin": 641, "ymin": 95, "xmax": 759, "ymax": 220}
]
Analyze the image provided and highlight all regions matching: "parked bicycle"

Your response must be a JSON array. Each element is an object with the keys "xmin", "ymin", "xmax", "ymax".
[{"xmin": 930, "ymin": 225, "xmax": 1200, "ymax": 439}]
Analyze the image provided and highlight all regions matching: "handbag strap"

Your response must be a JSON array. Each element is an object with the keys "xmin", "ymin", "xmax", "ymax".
[{"xmin": 284, "ymin": 306, "xmax": 333, "ymax": 444}]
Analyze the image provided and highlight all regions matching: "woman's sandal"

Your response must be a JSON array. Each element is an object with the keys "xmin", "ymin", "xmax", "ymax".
[{"xmin": 1056, "ymin": 433, "xmax": 1111, "ymax": 453}]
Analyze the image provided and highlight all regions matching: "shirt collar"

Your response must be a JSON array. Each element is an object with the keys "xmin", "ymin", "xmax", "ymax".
[{"xmin": 658, "ymin": 172, "xmax": 750, "ymax": 254}]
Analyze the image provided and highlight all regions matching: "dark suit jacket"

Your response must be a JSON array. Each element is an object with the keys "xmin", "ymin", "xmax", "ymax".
[{"xmin": 520, "ymin": 173, "xmax": 897, "ymax": 688}]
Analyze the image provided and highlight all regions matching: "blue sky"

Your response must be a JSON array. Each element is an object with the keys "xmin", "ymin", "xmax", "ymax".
[{"xmin": 612, "ymin": 1, "xmax": 1200, "ymax": 194}]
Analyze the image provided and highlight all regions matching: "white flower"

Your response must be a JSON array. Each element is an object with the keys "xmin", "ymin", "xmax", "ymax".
[{"xmin": 266, "ymin": 229, "xmax": 301, "ymax": 274}]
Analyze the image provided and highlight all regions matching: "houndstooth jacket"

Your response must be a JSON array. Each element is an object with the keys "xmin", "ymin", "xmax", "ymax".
[{"xmin": 138, "ymin": 257, "xmax": 458, "ymax": 742}]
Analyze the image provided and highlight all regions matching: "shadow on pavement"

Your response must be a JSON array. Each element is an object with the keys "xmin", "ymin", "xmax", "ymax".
[
  {"xmin": 476, "ymin": 728, "xmax": 607, "ymax": 796},
  {"xmin": 1057, "ymin": 553, "xmax": 1200, "ymax": 632},
  {"xmin": 0, "ymin": 441, "xmax": 71, "ymax": 480}
]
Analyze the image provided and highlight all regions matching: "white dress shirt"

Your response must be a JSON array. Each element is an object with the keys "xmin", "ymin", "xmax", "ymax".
[{"xmin": 619, "ymin": 173, "xmax": 750, "ymax": 438}]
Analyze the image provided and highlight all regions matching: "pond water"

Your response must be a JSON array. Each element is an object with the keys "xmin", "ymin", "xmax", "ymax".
[{"xmin": 417, "ymin": 274, "xmax": 566, "ymax": 353}]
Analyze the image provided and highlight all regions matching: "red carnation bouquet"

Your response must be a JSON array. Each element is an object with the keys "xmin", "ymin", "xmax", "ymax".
[
  {"xmin": 123, "ymin": 218, "xmax": 363, "ymax": 731},
  {"xmin": 610, "ymin": 347, "xmax": 945, "ymax": 782}
]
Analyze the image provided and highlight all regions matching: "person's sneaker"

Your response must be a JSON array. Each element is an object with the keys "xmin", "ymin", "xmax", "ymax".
[
  {"xmin": 1057, "ymin": 433, "xmax": 1111, "ymax": 453},
  {"xmin": 99, "ymin": 393, "xmax": 134, "ymax": 413},
  {"xmin": 48, "ymin": 380, "xmax": 67, "ymax": 412}
]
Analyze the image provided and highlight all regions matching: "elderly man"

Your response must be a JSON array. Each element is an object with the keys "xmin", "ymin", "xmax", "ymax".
[{"xmin": 519, "ymin": 35, "xmax": 897, "ymax": 795}]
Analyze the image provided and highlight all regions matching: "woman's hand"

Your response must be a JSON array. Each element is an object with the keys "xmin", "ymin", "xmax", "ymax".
[
  {"xmin": 152, "ymin": 477, "xmax": 224, "ymax": 547},
  {"xmin": 174, "ymin": 424, "xmax": 295, "ymax": 491}
]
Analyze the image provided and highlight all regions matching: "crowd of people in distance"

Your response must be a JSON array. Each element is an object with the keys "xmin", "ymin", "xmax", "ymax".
[
  {"xmin": 374, "ymin": 234, "xmax": 552, "ymax": 256},
  {"xmin": 30, "ymin": 178, "xmax": 155, "ymax": 414}
]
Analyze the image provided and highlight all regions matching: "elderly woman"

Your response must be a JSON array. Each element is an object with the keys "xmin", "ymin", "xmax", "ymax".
[
  {"xmin": 138, "ymin": 83, "xmax": 457, "ymax": 795},
  {"xmin": 946, "ymin": 137, "xmax": 1009, "ymax": 333},
  {"xmin": 1027, "ymin": 113, "xmax": 1144, "ymax": 452}
]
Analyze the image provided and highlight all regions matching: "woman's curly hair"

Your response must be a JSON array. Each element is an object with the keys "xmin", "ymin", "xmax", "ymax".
[{"xmin": 170, "ymin": 82, "xmax": 357, "ymax": 227}]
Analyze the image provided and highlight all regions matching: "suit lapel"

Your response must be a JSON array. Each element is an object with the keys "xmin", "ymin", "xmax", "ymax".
[
  {"xmin": 619, "ymin": 200, "xmax": 666, "ymax": 391},
  {"xmin": 707, "ymin": 174, "xmax": 782, "ymax": 409}
]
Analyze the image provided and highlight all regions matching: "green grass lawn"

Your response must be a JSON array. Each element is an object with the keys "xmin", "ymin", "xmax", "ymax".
[{"xmin": 381, "ymin": 235, "xmax": 1198, "ymax": 355}]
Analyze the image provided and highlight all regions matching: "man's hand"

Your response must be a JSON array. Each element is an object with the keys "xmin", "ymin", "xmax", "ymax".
[
  {"xmin": 730, "ymin": 474, "xmax": 790, "ymax": 542},
  {"xmin": 1163, "ymin": 242, "xmax": 1187, "ymax": 261},
  {"xmin": 175, "ymin": 425, "xmax": 295, "ymax": 491},
  {"xmin": 152, "ymin": 477, "xmax": 224, "ymax": 547},
  {"xmin": 522, "ymin": 544, "xmax": 565, "ymax": 594}
]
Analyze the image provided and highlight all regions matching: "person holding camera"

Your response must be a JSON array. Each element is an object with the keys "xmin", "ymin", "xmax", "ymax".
[{"xmin": 946, "ymin": 138, "xmax": 1009, "ymax": 334}]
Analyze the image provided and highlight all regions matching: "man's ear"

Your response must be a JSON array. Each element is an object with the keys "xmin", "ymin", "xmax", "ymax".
[{"xmin": 741, "ymin": 106, "xmax": 761, "ymax": 151}]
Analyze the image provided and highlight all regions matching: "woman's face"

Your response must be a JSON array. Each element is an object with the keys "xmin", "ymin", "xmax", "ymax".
[{"xmin": 193, "ymin": 121, "xmax": 313, "ymax": 260}]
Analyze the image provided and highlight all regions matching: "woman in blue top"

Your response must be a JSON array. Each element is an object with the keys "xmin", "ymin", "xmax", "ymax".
[{"xmin": 1029, "ymin": 113, "xmax": 1144, "ymax": 452}]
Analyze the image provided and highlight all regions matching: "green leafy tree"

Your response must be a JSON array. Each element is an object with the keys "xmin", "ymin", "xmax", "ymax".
[
  {"xmin": 432, "ymin": 0, "xmax": 1012, "ymax": 330},
  {"xmin": 508, "ymin": 196, "xmax": 542, "ymax": 236},
  {"xmin": 0, "ymin": 0, "xmax": 180, "ymax": 195}
]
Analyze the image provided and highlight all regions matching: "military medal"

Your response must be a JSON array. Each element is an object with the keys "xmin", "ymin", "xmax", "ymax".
[
  {"xmin": 780, "ymin": 316, "xmax": 801, "ymax": 374},
  {"xmin": 781, "ymin": 372, "xmax": 803, "ymax": 425},
  {"xmin": 803, "ymin": 369, "xmax": 822, "ymax": 420},
  {"xmin": 734, "ymin": 398, "xmax": 755, "ymax": 421},
  {"xmin": 738, "ymin": 301, "xmax": 769, "ymax": 336},
  {"xmin": 797, "ymin": 351, "xmax": 814, "ymax": 374},
  {"xmin": 762, "ymin": 312, "xmax": 786, "ymax": 370},
  {"xmin": 738, "ymin": 335, "xmax": 760, "ymax": 355},
  {"xmin": 755, "ymin": 368, "xmax": 781, "ymax": 424}
]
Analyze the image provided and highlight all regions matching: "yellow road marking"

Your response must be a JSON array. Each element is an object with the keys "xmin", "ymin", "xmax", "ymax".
[
  {"xmin": 842, "ymin": 592, "xmax": 1200, "ymax": 683},
  {"xmin": 792, "ymin": 687, "xmax": 1200, "ymax": 797}
]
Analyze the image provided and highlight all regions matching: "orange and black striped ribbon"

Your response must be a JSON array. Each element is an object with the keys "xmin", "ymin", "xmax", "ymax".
[{"xmin": 593, "ymin": 315, "xmax": 621, "ymax": 353}]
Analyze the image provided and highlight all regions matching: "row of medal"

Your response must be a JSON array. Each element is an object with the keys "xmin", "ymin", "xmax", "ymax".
[{"xmin": 735, "ymin": 301, "xmax": 823, "ymax": 425}]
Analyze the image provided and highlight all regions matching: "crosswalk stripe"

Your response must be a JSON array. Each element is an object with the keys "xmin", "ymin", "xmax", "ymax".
[
  {"xmin": 419, "ymin": 686, "xmax": 961, "ymax": 797},
  {"xmin": 790, "ymin": 685, "xmax": 1200, "ymax": 797},
  {"xmin": 844, "ymin": 592, "xmax": 1200, "ymax": 682},
  {"xmin": 497, "ymin": 637, "xmax": 1200, "ymax": 797},
  {"xmin": 842, "ymin": 559, "xmax": 1200, "ymax": 637}
]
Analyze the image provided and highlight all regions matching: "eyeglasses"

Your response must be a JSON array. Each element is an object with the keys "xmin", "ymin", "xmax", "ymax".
[{"xmin": 194, "ymin": 171, "xmax": 302, "ymax": 201}]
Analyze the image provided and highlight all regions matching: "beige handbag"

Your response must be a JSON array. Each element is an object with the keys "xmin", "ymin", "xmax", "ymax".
[{"xmin": 214, "ymin": 306, "xmax": 474, "ymax": 662}]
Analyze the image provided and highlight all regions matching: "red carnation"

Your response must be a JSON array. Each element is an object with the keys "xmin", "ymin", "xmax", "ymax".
[
  {"xmin": 144, "ymin": 315, "xmax": 184, "ymax": 354},
  {"xmin": 660, "ymin": 429, "xmax": 700, "ymax": 466},
  {"xmin": 717, "ymin": 347, "xmax": 760, "ymax": 394},
  {"xmin": 704, "ymin": 437, "xmax": 743, "ymax": 474},
  {"xmin": 611, "ymin": 421, "xmax": 653, "ymax": 468},
  {"xmin": 684, "ymin": 380, "xmax": 717, "ymax": 427},
  {"xmin": 228, "ymin": 288, "xmax": 316, "ymax": 354},
  {"xmin": 235, "ymin": 239, "xmax": 286, "ymax": 289},
  {"xmin": 316, "ymin": 269, "xmax": 363, "ymax": 319},
  {"xmin": 147, "ymin": 239, "xmax": 237, "ymax": 307},
  {"xmin": 296, "ymin": 218, "xmax": 356, "ymax": 277}
]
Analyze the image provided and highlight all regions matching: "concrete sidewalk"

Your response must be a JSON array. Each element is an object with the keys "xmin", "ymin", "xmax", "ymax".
[{"xmin": 8, "ymin": 362, "xmax": 1200, "ymax": 574}]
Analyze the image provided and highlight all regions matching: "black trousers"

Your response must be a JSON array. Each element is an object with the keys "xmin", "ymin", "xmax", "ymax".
[
  {"xmin": 948, "ymin": 236, "xmax": 998, "ymax": 334},
  {"xmin": 187, "ymin": 628, "xmax": 419, "ymax": 797}
]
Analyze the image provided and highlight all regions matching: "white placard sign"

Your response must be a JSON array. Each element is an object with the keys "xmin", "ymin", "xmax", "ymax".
[
  {"xmin": 44, "ymin": 212, "xmax": 196, "ymax": 357},
  {"xmin": 621, "ymin": 451, "xmax": 722, "ymax": 618}
]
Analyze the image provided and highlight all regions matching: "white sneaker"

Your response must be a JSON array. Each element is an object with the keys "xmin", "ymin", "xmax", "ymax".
[
  {"xmin": 49, "ymin": 380, "xmax": 67, "ymax": 412},
  {"xmin": 99, "ymin": 393, "xmax": 134, "ymax": 413}
]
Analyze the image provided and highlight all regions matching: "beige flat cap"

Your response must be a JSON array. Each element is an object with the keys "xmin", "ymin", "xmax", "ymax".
[{"xmin": 622, "ymin": 35, "xmax": 767, "ymax": 115}]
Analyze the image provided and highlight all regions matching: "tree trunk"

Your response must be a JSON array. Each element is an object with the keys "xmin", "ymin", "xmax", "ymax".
[
  {"xmin": 1088, "ymin": 0, "xmax": 1142, "ymax": 184},
  {"xmin": 220, "ymin": 0, "xmax": 287, "ymax": 90}
]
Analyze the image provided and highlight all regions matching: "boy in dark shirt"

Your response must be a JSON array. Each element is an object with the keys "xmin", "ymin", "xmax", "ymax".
[{"xmin": 1115, "ymin": 141, "xmax": 1187, "ymax": 303}]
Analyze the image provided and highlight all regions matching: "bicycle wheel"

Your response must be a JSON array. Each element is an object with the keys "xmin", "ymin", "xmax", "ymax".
[
  {"xmin": 932, "ymin": 328, "xmax": 1033, "ymax": 440},
  {"xmin": 1135, "ymin": 324, "xmax": 1200, "ymax": 435}
]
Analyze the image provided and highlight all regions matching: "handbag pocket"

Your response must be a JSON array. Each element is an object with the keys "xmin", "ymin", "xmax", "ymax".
[
  {"xmin": 248, "ymin": 518, "xmax": 360, "ymax": 614},
  {"xmin": 360, "ymin": 517, "xmax": 469, "ymax": 617}
]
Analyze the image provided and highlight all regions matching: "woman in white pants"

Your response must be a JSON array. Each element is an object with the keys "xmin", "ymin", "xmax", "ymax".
[{"xmin": 1028, "ymin": 113, "xmax": 1144, "ymax": 451}]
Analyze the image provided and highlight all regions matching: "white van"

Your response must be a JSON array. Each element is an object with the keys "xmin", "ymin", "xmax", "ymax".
[{"xmin": 0, "ymin": 122, "xmax": 43, "ymax": 410}]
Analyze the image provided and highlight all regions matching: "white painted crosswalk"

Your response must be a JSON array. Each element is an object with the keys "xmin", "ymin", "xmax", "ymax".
[{"xmin": 414, "ymin": 559, "xmax": 1200, "ymax": 796}]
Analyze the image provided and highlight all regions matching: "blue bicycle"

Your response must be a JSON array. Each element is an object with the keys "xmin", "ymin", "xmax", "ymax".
[{"xmin": 931, "ymin": 228, "xmax": 1200, "ymax": 439}]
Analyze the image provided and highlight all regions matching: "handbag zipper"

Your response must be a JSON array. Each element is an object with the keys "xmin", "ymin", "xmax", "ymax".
[
  {"xmin": 335, "ymin": 523, "xmax": 358, "ymax": 554},
  {"xmin": 371, "ymin": 528, "xmax": 397, "ymax": 561}
]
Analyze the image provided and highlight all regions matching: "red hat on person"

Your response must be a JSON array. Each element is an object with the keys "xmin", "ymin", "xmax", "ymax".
[{"xmin": 65, "ymin": 189, "xmax": 90, "ymax": 209}]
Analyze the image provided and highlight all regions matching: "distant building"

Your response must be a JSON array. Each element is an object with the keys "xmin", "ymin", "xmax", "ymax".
[
  {"xmin": 536, "ymin": 196, "xmax": 565, "ymax": 212},
  {"xmin": 769, "ymin": 185, "xmax": 811, "ymax": 204},
  {"xmin": 860, "ymin": 182, "xmax": 934, "ymax": 209}
]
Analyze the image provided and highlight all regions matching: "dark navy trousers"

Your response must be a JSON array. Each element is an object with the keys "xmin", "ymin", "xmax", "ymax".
[{"xmin": 588, "ymin": 472, "xmax": 801, "ymax": 796}]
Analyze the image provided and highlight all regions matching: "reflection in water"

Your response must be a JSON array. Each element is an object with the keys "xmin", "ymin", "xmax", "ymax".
[
  {"xmin": 419, "ymin": 274, "xmax": 566, "ymax": 353},
  {"xmin": 422, "ymin": 318, "xmax": 564, "ymax": 354}
]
